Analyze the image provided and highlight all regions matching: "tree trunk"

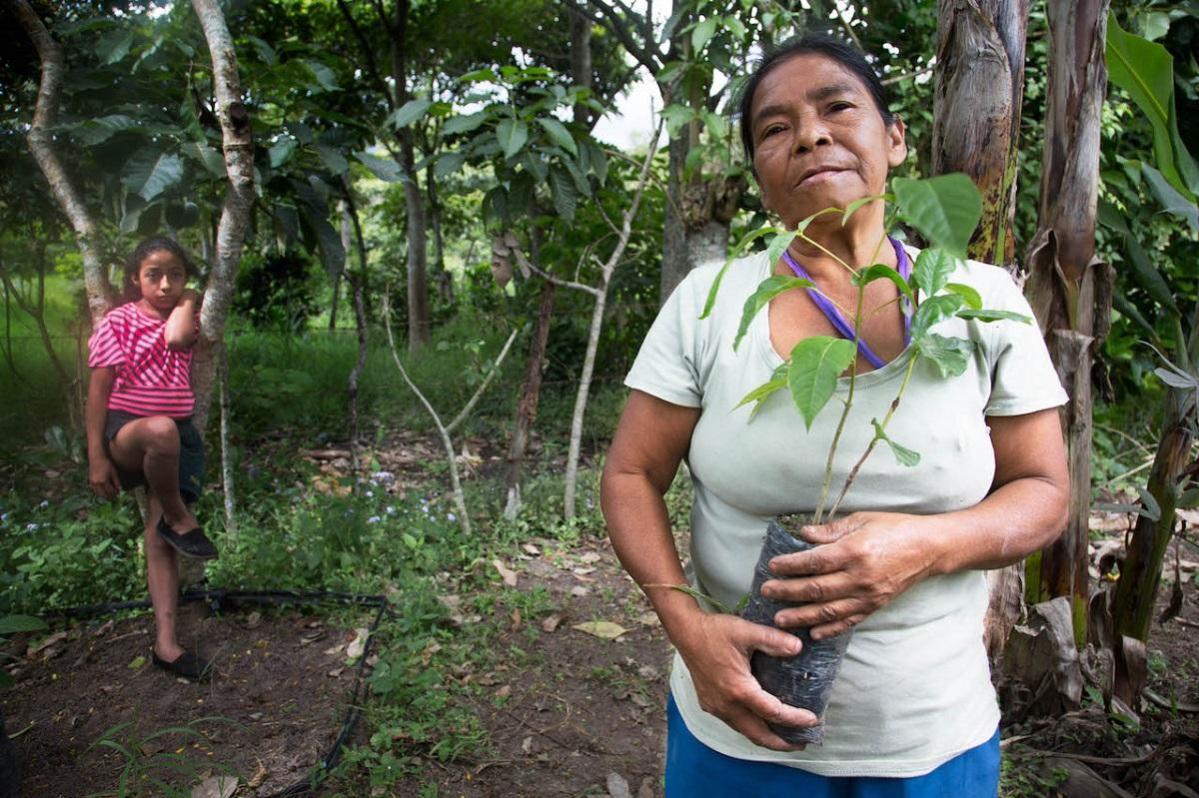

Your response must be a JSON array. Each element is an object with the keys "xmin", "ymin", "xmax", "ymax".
[
  {"xmin": 345, "ymin": 190, "xmax": 371, "ymax": 474},
  {"xmin": 426, "ymin": 162, "xmax": 453, "ymax": 304},
  {"xmin": 13, "ymin": 0, "xmax": 113, "ymax": 325},
  {"xmin": 191, "ymin": 0, "xmax": 255, "ymax": 433},
  {"xmin": 932, "ymin": 0, "xmax": 1030, "ymax": 267},
  {"xmin": 218, "ymin": 343, "xmax": 236, "ymax": 538},
  {"xmin": 569, "ymin": 5, "xmax": 593, "ymax": 128},
  {"xmin": 1023, "ymin": 0, "xmax": 1111, "ymax": 648},
  {"xmin": 504, "ymin": 279, "xmax": 556, "ymax": 520}
]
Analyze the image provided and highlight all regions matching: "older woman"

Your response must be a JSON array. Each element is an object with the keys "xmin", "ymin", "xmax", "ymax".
[{"xmin": 600, "ymin": 33, "xmax": 1069, "ymax": 797}]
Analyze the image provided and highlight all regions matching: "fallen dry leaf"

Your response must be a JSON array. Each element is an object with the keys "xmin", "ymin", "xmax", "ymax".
[
  {"xmin": 191, "ymin": 775, "xmax": 238, "ymax": 798},
  {"xmin": 573, "ymin": 621, "xmax": 628, "ymax": 640},
  {"xmin": 492, "ymin": 559, "xmax": 518, "ymax": 588},
  {"xmin": 636, "ymin": 612, "xmax": 661, "ymax": 628},
  {"xmin": 522, "ymin": 543, "xmax": 541, "ymax": 556},
  {"xmin": 542, "ymin": 614, "xmax": 564, "ymax": 633},
  {"xmin": 578, "ymin": 552, "xmax": 602, "ymax": 564},
  {"xmin": 495, "ymin": 684, "xmax": 512, "ymax": 698},
  {"xmin": 510, "ymin": 609, "xmax": 522, "ymax": 631},
  {"xmin": 521, "ymin": 735, "xmax": 534, "ymax": 754},
  {"xmin": 247, "ymin": 759, "xmax": 268, "ymax": 789},
  {"xmin": 346, "ymin": 628, "xmax": 370, "ymax": 660},
  {"xmin": 570, "ymin": 586, "xmax": 590, "ymax": 598},
  {"xmin": 328, "ymin": 667, "xmax": 344, "ymax": 678},
  {"xmin": 27, "ymin": 631, "xmax": 67, "ymax": 659},
  {"xmin": 607, "ymin": 772, "xmax": 631, "ymax": 798}
]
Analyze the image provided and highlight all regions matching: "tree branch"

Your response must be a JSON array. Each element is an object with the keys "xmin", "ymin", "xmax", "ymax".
[
  {"xmin": 446, "ymin": 327, "xmax": 521, "ymax": 434},
  {"xmin": 334, "ymin": 0, "xmax": 394, "ymax": 109}
]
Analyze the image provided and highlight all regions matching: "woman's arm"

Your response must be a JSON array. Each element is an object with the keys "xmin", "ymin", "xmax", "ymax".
[
  {"xmin": 764, "ymin": 408, "xmax": 1069, "ymax": 639},
  {"xmin": 86, "ymin": 366, "xmax": 122, "ymax": 498},
  {"xmin": 165, "ymin": 288, "xmax": 199, "ymax": 350},
  {"xmin": 601, "ymin": 390, "xmax": 818, "ymax": 750}
]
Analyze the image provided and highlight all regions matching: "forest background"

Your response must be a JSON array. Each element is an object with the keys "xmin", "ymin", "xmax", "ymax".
[{"xmin": 0, "ymin": 0, "xmax": 1197, "ymax": 795}]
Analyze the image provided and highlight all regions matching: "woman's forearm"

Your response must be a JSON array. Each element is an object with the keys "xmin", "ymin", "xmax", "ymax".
[
  {"xmin": 86, "ymin": 368, "xmax": 113, "ymax": 460},
  {"xmin": 165, "ymin": 290, "xmax": 198, "ymax": 350}
]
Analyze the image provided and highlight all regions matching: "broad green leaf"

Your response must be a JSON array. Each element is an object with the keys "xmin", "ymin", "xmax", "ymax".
[
  {"xmin": 588, "ymin": 141, "xmax": 609, "ymax": 186},
  {"xmin": 1154, "ymin": 366, "xmax": 1199, "ymax": 390},
  {"xmin": 434, "ymin": 151, "xmax": 467, "ymax": 179},
  {"xmin": 656, "ymin": 60, "xmax": 689, "ymax": 86},
  {"xmin": 700, "ymin": 258, "xmax": 733, "ymax": 320},
  {"xmin": 548, "ymin": 166, "xmax": 577, "ymax": 221},
  {"xmin": 1120, "ymin": 228, "xmax": 1178, "ymax": 314},
  {"xmin": 96, "ymin": 28, "xmax": 135, "ymax": 65},
  {"xmin": 302, "ymin": 59, "xmax": 338, "ymax": 91},
  {"xmin": 853, "ymin": 264, "xmax": 912, "ymax": 300},
  {"xmin": 443, "ymin": 111, "xmax": 488, "ymax": 136},
  {"xmin": 956, "ymin": 308, "xmax": 1032, "ymax": 323},
  {"xmin": 1142, "ymin": 163, "xmax": 1199, "ymax": 231},
  {"xmin": 911, "ymin": 248, "xmax": 957, "ymax": 297},
  {"xmin": 724, "ymin": 14, "xmax": 748, "ymax": 40},
  {"xmin": 1140, "ymin": 11, "xmax": 1170, "ymax": 41},
  {"xmin": 269, "ymin": 138, "xmax": 297, "ymax": 169},
  {"xmin": 909, "ymin": 294, "xmax": 964, "ymax": 339},
  {"xmin": 735, "ymin": 275, "xmax": 814, "ymax": 351},
  {"xmin": 536, "ymin": 118, "xmax": 577, "ymax": 156},
  {"xmin": 788, "ymin": 337, "xmax": 856, "ymax": 429},
  {"xmin": 0, "ymin": 615, "xmax": 47, "ymax": 635},
  {"xmin": 246, "ymin": 35, "xmax": 277, "ymax": 65},
  {"xmin": 841, "ymin": 195, "xmax": 884, "ymax": 226},
  {"xmin": 943, "ymin": 282, "xmax": 982, "ymax": 309},
  {"xmin": 522, "ymin": 151, "xmax": 549, "ymax": 183},
  {"xmin": 71, "ymin": 114, "xmax": 139, "ymax": 146},
  {"xmin": 1113, "ymin": 293, "xmax": 1158, "ymax": 338},
  {"xmin": 892, "ymin": 175, "xmax": 982, "ymax": 257},
  {"xmin": 182, "ymin": 142, "xmax": 224, "ymax": 178},
  {"xmin": 497, "ymin": 119, "xmax": 529, "ymax": 160},
  {"xmin": 871, "ymin": 420, "xmax": 921, "ymax": 467},
  {"xmin": 734, "ymin": 365, "xmax": 788, "ymax": 421},
  {"xmin": 355, "ymin": 151, "xmax": 402, "ymax": 182},
  {"xmin": 915, "ymin": 333, "xmax": 974, "ymax": 378},
  {"xmin": 164, "ymin": 202, "xmax": 199, "ymax": 229},
  {"xmin": 459, "ymin": 68, "xmax": 496, "ymax": 83},
  {"xmin": 137, "ymin": 153, "xmax": 184, "ymax": 202},
  {"xmin": 392, "ymin": 98, "xmax": 433, "ymax": 130},
  {"xmin": 316, "ymin": 144, "xmax": 348, "ymax": 176},
  {"xmin": 692, "ymin": 17, "xmax": 719, "ymax": 51},
  {"xmin": 1106, "ymin": 13, "xmax": 1195, "ymax": 198},
  {"xmin": 301, "ymin": 203, "xmax": 346, "ymax": 275},
  {"xmin": 662, "ymin": 104, "xmax": 697, "ymax": 138},
  {"xmin": 764, "ymin": 230, "xmax": 798, "ymax": 271}
]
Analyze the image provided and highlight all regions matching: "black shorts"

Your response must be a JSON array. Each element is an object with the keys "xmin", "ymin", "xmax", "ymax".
[{"xmin": 104, "ymin": 410, "xmax": 205, "ymax": 504}]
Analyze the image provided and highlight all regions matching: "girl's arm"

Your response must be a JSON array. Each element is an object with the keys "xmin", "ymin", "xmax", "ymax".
[
  {"xmin": 601, "ymin": 391, "xmax": 817, "ymax": 751},
  {"xmin": 86, "ymin": 366, "xmax": 122, "ymax": 498},
  {"xmin": 165, "ymin": 288, "xmax": 200, "ymax": 350}
]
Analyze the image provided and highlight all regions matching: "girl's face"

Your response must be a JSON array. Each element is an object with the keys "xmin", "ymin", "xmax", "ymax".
[{"xmin": 133, "ymin": 249, "xmax": 188, "ymax": 313}]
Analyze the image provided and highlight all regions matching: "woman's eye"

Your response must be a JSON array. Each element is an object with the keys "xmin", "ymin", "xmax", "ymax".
[
  {"xmin": 761, "ymin": 125, "xmax": 784, "ymax": 139},
  {"xmin": 829, "ymin": 102, "xmax": 851, "ymax": 112}
]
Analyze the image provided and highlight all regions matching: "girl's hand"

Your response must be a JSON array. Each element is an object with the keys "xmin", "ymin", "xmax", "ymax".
[
  {"xmin": 673, "ymin": 612, "xmax": 817, "ymax": 751},
  {"xmin": 762, "ymin": 512, "xmax": 938, "ymax": 639},
  {"xmin": 88, "ymin": 454, "xmax": 122, "ymax": 499}
]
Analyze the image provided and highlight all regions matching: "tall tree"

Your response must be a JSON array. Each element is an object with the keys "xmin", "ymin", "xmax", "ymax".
[{"xmin": 1023, "ymin": 0, "xmax": 1111, "ymax": 647}]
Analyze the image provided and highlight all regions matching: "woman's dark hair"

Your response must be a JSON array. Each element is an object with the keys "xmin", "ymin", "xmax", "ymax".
[
  {"xmin": 737, "ymin": 32, "xmax": 896, "ymax": 162},
  {"xmin": 123, "ymin": 236, "xmax": 197, "ymax": 300}
]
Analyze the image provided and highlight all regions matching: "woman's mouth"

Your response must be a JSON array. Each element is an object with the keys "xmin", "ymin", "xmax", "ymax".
[{"xmin": 798, "ymin": 168, "xmax": 845, "ymax": 186}]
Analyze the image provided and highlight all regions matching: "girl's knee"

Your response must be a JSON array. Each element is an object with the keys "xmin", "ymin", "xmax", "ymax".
[{"xmin": 143, "ymin": 416, "xmax": 180, "ymax": 450}]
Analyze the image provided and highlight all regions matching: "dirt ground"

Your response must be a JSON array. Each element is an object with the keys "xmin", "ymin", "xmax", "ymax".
[{"xmin": 4, "ymin": 517, "xmax": 1197, "ymax": 797}]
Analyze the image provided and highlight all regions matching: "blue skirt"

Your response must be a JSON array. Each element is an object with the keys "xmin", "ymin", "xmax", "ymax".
[{"xmin": 666, "ymin": 695, "xmax": 1000, "ymax": 798}]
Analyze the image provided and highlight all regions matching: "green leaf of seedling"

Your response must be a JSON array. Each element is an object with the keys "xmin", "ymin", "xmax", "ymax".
[
  {"xmin": 956, "ymin": 308, "xmax": 1032, "ymax": 323},
  {"xmin": 692, "ymin": 16, "xmax": 719, "ymax": 51},
  {"xmin": 841, "ymin": 194, "xmax": 885, "ymax": 226},
  {"xmin": 700, "ymin": 258, "xmax": 733, "ymax": 320},
  {"xmin": 1142, "ymin": 163, "xmax": 1199, "ymax": 231},
  {"xmin": 763, "ymin": 229, "xmax": 798, "ymax": 267},
  {"xmin": 0, "ymin": 615, "xmax": 47, "ymax": 635},
  {"xmin": 536, "ymin": 117, "xmax": 578, "ymax": 156},
  {"xmin": 871, "ymin": 420, "xmax": 921, "ymax": 467},
  {"xmin": 852, "ymin": 264, "xmax": 912, "ymax": 301},
  {"xmin": 892, "ymin": 174, "xmax": 982, "ymax": 258},
  {"xmin": 909, "ymin": 294, "xmax": 964, "ymax": 339},
  {"xmin": 788, "ymin": 337, "xmax": 857, "ymax": 430},
  {"xmin": 734, "ymin": 365, "xmax": 788, "ymax": 420},
  {"xmin": 497, "ymin": 118, "xmax": 529, "ymax": 160},
  {"xmin": 911, "ymin": 248, "xmax": 958, "ymax": 297},
  {"xmin": 735, "ymin": 276, "xmax": 813, "ymax": 351},
  {"xmin": 944, "ymin": 282, "xmax": 982, "ymax": 309},
  {"xmin": 914, "ymin": 333, "xmax": 974, "ymax": 378},
  {"xmin": 391, "ymin": 98, "xmax": 433, "ymax": 129}
]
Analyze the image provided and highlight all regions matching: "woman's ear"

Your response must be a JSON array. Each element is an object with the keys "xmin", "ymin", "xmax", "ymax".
[{"xmin": 887, "ymin": 117, "xmax": 908, "ymax": 169}]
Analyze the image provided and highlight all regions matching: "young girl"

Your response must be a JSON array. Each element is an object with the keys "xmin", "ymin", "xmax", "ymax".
[{"xmin": 86, "ymin": 236, "xmax": 217, "ymax": 681}]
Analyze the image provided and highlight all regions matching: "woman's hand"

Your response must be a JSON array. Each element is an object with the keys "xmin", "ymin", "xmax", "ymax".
[
  {"xmin": 763, "ymin": 512, "xmax": 937, "ymax": 639},
  {"xmin": 673, "ymin": 612, "xmax": 818, "ymax": 751},
  {"xmin": 88, "ymin": 453, "xmax": 122, "ymax": 499}
]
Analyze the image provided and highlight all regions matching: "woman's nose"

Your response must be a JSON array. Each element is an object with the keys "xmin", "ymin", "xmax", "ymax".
[{"xmin": 794, "ymin": 120, "xmax": 831, "ymax": 153}]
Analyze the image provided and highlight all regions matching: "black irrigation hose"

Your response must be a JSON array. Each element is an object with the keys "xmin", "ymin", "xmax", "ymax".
[{"xmin": 42, "ymin": 587, "xmax": 392, "ymax": 797}]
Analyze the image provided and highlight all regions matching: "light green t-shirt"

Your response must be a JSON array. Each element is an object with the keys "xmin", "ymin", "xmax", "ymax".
[{"xmin": 625, "ymin": 246, "xmax": 1067, "ymax": 777}]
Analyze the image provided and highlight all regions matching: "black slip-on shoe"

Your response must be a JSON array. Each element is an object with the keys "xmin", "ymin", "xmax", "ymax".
[
  {"xmin": 151, "ymin": 648, "xmax": 213, "ymax": 682},
  {"xmin": 156, "ymin": 517, "xmax": 218, "ymax": 560}
]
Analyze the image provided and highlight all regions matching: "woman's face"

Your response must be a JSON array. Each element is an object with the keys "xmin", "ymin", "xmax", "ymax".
[
  {"xmin": 749, "ymin": 53, "xmax": 907, "ymax": 229},
  {"xmin": 133, "ymin": 249, "xmax": 188, "ymax": 312}
]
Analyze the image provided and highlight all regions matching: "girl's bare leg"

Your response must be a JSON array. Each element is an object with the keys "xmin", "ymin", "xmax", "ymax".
[
  {"xmin": 109, "ymin": 415, "xmax": 198, "ymax": 534},
  {"xmin": 145, "ymin": 493, "xmax": 183, "ymax": 661}
]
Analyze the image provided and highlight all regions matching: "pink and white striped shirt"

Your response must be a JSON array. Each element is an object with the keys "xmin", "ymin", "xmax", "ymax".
[{"xmin": 88, "ymin": 302, "xmax": 197, "ymax": 418}]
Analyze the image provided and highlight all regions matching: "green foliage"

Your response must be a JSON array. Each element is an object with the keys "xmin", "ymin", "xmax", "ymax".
[
  {"xmin": 787, "ymin": 336, "xmax": 857, "ymax": 430},
  {"xmin": 87, "ymin": 718, "xmax": 237, "ymax": 798}
]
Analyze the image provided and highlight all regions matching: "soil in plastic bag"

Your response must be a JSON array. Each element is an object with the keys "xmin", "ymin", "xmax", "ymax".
[{"xmin": 740, "ymin": 519, "xmax": 852, "ymax": 745}]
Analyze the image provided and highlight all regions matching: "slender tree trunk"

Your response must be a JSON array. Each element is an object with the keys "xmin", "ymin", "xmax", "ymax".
[
  {"xmin": 218, "ymin": 343, "xmax": 236, "ymax": 538},
  {"xmin": 1023, "ymin": 0, "xmax": 1111, "ymax": 648},
  {"xmin": 345, "ymin": 190, "xmax": 371, "ymax": 474},
  {"xmin": 425, "ymin": 162, "xmax": 453, "ymax": 304},
  {"xmin": 504, "ymin": 279, "xmax": 556, "ymax": 520},
  {"xmin": 13, "ymin": 0, "xmax": 113, "ymax": 325},
  {"xmin": 330, "ymin": 206, "xmax": 352, "ymax": 330},
  {"xmin": 932, "ymin": 0, "xmax": 1030, "ymax": 267},
  {"xmin": 570, "ymin": 6, "xmax": 594, "ymax": 128},
  {"xmin": 190, "ymin": 0, "xmax": 255, "ymax": 433}
]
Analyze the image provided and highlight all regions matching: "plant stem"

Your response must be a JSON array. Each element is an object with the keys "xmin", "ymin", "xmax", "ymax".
[{"xmin": 828, "ymin": 354, "xmax": 918, "ymax": 518}]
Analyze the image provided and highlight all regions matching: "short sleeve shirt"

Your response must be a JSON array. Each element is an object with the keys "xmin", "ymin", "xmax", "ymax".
[
  {"xmin": 88, "ymin": 303, "xmax": 197, "ymax": 419},
  {"xmin": 625, "ymin": 246, "xmax": 1067, "ymax": 777}
]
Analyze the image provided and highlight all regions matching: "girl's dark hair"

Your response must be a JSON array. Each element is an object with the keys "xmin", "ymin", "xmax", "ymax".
[
  {"xmin": 123, "ymin": 236, "xmax": 196, "ymax": 300},
  {"xmin": 737, "ymin": 32, "xmax": 896, "ymax": 162}
]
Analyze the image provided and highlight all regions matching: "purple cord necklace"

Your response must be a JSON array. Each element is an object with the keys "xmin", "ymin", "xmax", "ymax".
[{"xmin": 781, "ymin": 236, "xmax": 912, "ymax": 370}]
